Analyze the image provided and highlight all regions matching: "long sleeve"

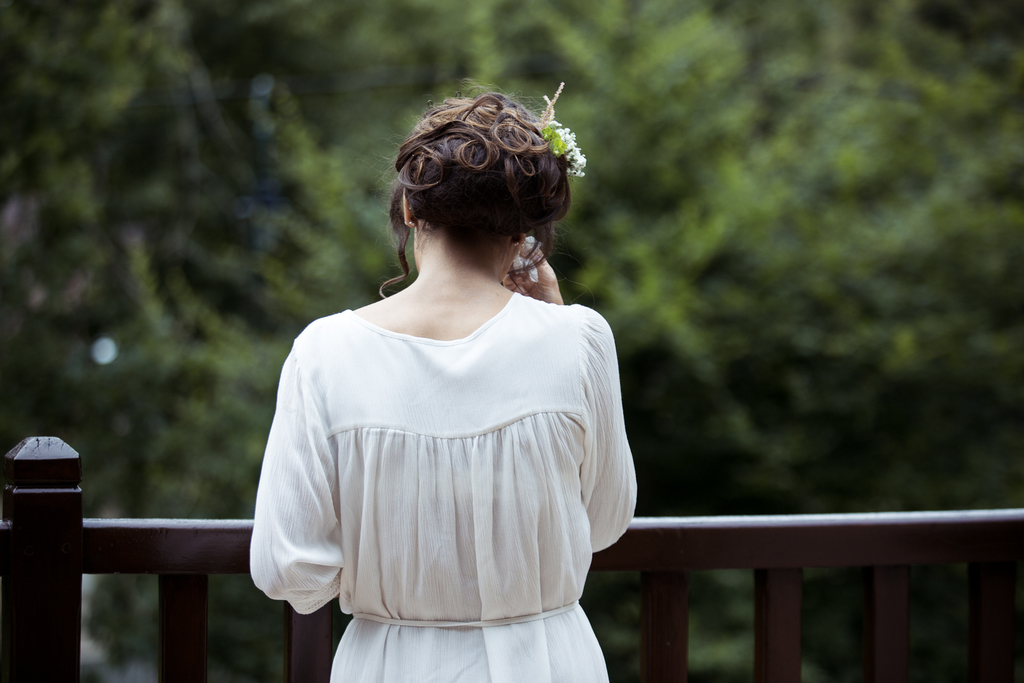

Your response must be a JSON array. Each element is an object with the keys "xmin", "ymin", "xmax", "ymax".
[
  {"xmin": 576, "ymin": 307, "xmax": 637, "ymax": 552},
  {"xmin": 251, "ymin": 347, "xmax": 343, "ymax": 614}
]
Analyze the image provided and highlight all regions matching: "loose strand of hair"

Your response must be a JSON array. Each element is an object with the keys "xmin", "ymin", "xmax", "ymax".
[{"xmin": 378, "ymin": 231, "xmax": 411, "ymax": 298}]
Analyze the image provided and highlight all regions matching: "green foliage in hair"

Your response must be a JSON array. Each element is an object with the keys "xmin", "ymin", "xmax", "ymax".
[{"xmin": 541, "ymin": 126, "xmax": 567, "ymax": 157}]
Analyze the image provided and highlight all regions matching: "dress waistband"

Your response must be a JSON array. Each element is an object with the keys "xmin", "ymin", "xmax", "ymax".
[{"xmin": 353, "ymin": 601, "xmax": 579, "ymax": 628}]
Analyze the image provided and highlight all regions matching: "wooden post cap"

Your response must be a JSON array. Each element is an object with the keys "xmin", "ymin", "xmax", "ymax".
[{"xmin": 4, "ymin": 437, "xmax": 82, "ymax": 485}]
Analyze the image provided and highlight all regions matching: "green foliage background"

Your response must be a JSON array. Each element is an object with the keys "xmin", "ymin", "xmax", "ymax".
[{"xmin": 2, "ymin": 0, "xmax": 1022, "ymax": 680}]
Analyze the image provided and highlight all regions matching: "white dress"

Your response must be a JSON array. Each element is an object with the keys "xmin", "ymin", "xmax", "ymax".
[{"xmin": 251, "ymin": 293, "xmax": 636, "ymax": 683}]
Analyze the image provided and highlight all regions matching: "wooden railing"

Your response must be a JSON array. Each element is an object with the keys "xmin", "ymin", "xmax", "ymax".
[{"xmin": 1, "ymin": 437, "xmax": 1021, "ymax": 682}]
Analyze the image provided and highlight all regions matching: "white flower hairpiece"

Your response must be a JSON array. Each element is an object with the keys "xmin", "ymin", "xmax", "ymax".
[{"xmin": 539, "ymin": 83, "xmax": 586, "ymax": 178}]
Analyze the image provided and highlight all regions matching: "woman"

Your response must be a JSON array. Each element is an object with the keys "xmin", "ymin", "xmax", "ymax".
[{"xmin": 251, "ymin": 90, "xmax": 636, "ymax": 683}]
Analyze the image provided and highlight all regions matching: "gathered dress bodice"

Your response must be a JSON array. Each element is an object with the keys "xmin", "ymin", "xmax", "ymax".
[{"xmin": 251, "ymin": 294, "xmax": 636, "ymax": 683}]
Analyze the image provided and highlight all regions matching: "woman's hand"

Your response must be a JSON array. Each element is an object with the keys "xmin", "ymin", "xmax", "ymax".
[{"xmin": 503, "ymin": 259, "xmax": 563, "ymax": 305}]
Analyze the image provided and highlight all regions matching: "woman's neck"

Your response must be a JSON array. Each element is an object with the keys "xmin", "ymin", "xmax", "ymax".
[
  {"xmin": 406, "ymin": 227, "xmax": 513, "ymax": 302},
  {"xmin": 351, "ymin": 226, "xmax": 517, "ymax": 341}
]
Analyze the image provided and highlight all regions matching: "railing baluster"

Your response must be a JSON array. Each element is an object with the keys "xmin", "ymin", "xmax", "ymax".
[
  {"xmin": 968, "ymin": 561, "xmax": 1016, "ymax": 683},
  {"xmin": 862, "ymin": 565, "xmax": 909, "ymax": 683},
  {"xmin": 640, "ymin": 571, "xmax": 689, "ymax": 683},
  {"xmin": 159, "ymin": 574, "xmax": 208, "ymax": 683},
  {"xmin": 285, "ymin": 603, "xmax": 333, "ymax": 683},
  {"xmin": 754, "ymin": 568, "xmax": 802, "ymax": 683}
]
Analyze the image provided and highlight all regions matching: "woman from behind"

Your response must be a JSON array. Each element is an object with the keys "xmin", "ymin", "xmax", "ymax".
[{"xmin": 251, "ymin": 89, "xmax": 636, "ymax": 683}]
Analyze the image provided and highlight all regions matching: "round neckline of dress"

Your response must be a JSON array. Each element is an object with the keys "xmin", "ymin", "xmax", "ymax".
[{"xmin": 345, "ymin": 292, "xmax": 520, "ymax": 346}]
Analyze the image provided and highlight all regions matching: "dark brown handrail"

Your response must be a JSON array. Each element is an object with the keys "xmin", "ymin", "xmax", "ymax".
[
  {"xmin": 0, "ymin": 510, "xmax": 1021, "ymax": 576},
  {"xmin": 593, "ymin": 510, "xmax": 1024, "ymax": 570},
  {"xmin": 82, "ymin": 519, "xmax": 252, "ymax": 574}
]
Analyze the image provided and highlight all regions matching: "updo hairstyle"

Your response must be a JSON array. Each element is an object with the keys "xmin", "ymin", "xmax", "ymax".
[{"xmin": 383, "ymin": 91, "xmax": 572, "ymax": 294}]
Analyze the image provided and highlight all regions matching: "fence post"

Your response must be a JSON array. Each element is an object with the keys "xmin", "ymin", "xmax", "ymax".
[
  {"xmin": 640, "ymin": 571, "xmax": 689, "ymax": 683},
  {"xmin": 284, "ymin": 603, "xmax": 333, "ymax": 683},
  {"xmin": 968, "ymin": 562, "xmax": 1016, "ymax": 683},
  {"xmin": 2, "ymin": 437, "xmax": 83, "ymax": 683},
  {"xmin": 159, "ymin": 574, "xmax": 209, "ymax": 683},
  {"xmin": 754, "ymin": 568, "xmax": 802, "ymax": 683},
  {"xmin": 863, "ymin": 565, "xmax": 909, "ymax": 683}
]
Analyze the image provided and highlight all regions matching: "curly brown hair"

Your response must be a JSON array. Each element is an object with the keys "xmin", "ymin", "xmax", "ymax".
[{"xmin": 382, "ymin": 91, "xmax": 572, "ymax": 295}]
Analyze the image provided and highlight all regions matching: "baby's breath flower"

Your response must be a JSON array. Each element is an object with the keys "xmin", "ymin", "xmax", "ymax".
[
  {"xmin": 538, "ymin": 84, "xmax": 586, "ymax": 178},
  {"xmin": 543, "ymin": 121, "xmax": 586, "ymax": 177}
]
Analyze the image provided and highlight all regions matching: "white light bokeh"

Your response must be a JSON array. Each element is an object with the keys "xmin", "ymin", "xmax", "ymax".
[{"xmin": 90, "ymin": 337, "xmax": 119, "ymax": 365}]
